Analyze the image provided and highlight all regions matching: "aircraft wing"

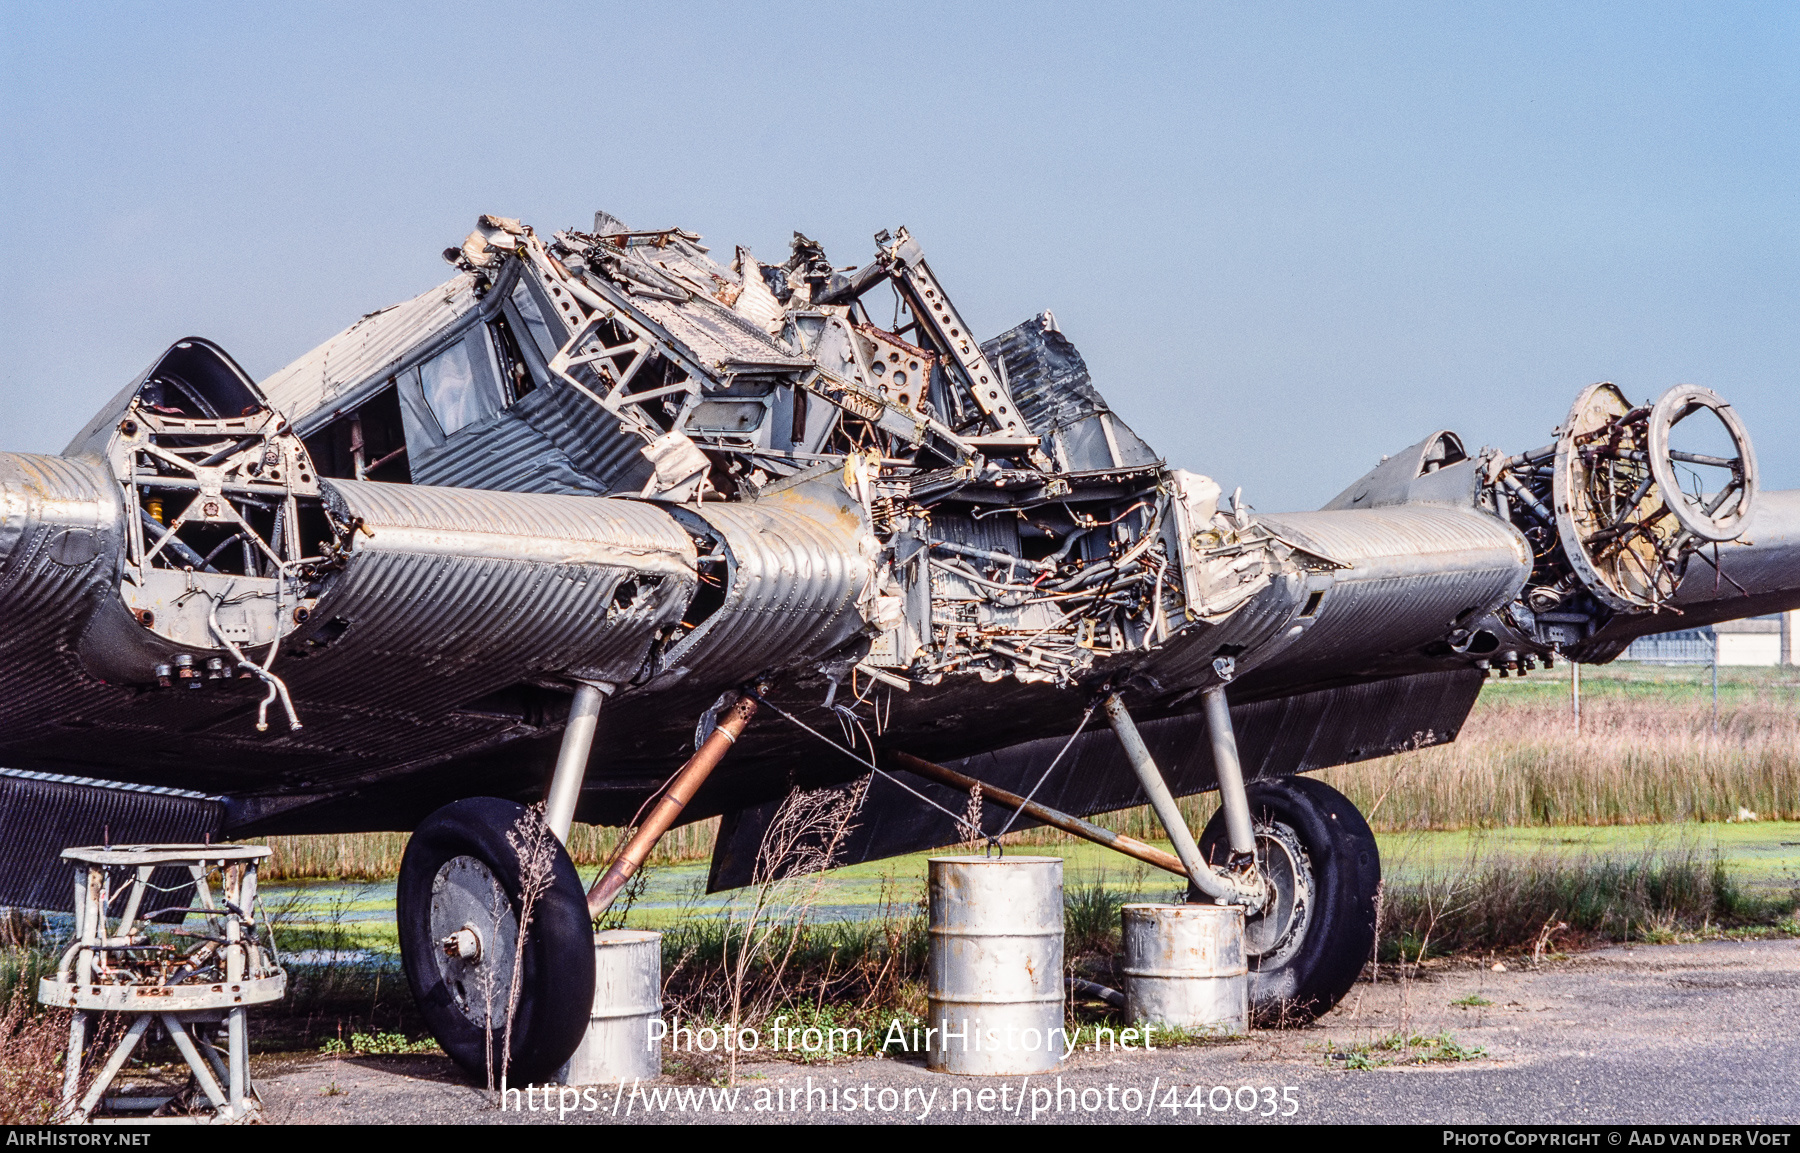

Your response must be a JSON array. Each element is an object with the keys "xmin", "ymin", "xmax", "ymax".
[{"xmin": 2, "ymin": 214, "xmax": 1794, "ymax": 908}]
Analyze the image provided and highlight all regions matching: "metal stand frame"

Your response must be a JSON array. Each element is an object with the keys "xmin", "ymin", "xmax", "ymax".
[{"xmin": 41, "ymin": 844, "xmax": 285, "ymax": 1124}]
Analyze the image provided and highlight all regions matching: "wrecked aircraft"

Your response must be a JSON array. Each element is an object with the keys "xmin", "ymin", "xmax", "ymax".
[{"xmin": 0, "ymin": 211, "xmax": 1793, "ymax": 1077}]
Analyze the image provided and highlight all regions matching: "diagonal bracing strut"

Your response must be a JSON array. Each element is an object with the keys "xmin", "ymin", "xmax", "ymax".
[
  {"xmin": 1102, "ymin": 688, "xmax": 1265, "ymax": 906},
  {"xmin": 586, "ymin": 689, "xmax": 760, "ymax": 917},
  {"xmin": 884, "ymin": 750, "xmax": 1188, "ymax": 877}
]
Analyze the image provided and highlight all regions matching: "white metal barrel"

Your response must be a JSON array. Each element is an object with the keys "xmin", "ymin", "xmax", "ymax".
[
  {"xmin": 556, "ymin": 929, "xmax": 663, "ymax": 1084},
  {"xmin": 1120, "ymin": 903, "xmax": 1247, "ymax": 1036},
  {"xmin": 927, "ymin": 856, "xmax": 1065, "ymax": 1075}
]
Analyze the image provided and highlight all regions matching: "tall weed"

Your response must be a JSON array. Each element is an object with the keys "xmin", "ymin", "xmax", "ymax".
[{"xmin": 1322, "ymin": 691, "xmax": 1800, "ymax": 831}]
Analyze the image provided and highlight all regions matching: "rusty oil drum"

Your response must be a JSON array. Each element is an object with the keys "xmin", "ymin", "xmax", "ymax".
[
  {"xmin": 1120, "ymin": 903, "xmax": 1247, "ymax": 1035},
  {"xmin": 926, "ymin": 856, "xmax": 1065, "ymax": 1075},
  {"xmin": 556, "ymin": 929, "xmax": 663, "ymax": 1084}
]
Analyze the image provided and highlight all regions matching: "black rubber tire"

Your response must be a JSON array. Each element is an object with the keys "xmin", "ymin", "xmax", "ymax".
[
  {"xmin": 1198, "ymin": 775, "xmax": 1380, "ymax": 1025},
  {"xmin": 397, "ymin": 797, "xmax": 595, "ymax": 1083}
]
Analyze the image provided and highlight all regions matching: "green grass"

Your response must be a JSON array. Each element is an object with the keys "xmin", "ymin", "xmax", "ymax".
[
  {"xmin": 572, "ymin": 843, "xmax": 1183, "ymax": 931},
  {"xmin": 0, "ymin": 946, "xmax": 55, "ymax": 1009},
  {"xmin": 582, "ymin": 822, "xmax": 1800, "ymax": 933},
  {"xmin": 320, "ymin": 1031, "xmax": 440, "ymax": 1056},
  {"xmin": 1064, "ymin": 873, "xmax": 1161, "ymax": 956},
  {"xmin": 1324, "ymin": 1030, "xmax": 1488, "ymax": 1069},
  {"xmin": 1379, "ymin": 821, "xmax": 1800, "ymax": 891},
  {"xmin": 1378, "ymin": 844, "xmax": 1794, "ymax": 961}
]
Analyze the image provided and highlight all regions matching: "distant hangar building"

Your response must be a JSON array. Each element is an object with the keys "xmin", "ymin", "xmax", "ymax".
[{"xmin": 1623, "ymin": 611, "xmax": 1797, "ymax": 666}]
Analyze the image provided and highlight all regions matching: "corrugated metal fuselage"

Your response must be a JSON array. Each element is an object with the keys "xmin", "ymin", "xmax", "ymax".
[{"xmin": 0, "ymin": 443, "xmax": 1540, "ymax": 835}]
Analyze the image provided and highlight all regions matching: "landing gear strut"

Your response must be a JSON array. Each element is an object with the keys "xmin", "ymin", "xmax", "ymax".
[
  {"xmin": 400, "ymin": 686, "xmax": 762, "ymax": 1081},
  {"xmin": 1103, "ymin": 689, "xmax": 1267, "ymax": 906}
]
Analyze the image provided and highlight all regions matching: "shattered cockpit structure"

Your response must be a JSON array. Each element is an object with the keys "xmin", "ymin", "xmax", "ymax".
[
  {"xmin": 247, "ymin": 212, "xmax": 1776, "ymax": 727},
  {"xmin": 253, "ymin": 215, "xmax": 1265, "ymax": 700}
]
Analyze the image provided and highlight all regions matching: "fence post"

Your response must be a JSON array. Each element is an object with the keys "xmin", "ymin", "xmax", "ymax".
[
  {"xmin": 1711, "ymin": 632, "xmax": 1719, "ymax": 735},
  {"xmin": 1571, "ymin": 659, "xmax": 1581, "ymax": 735}
]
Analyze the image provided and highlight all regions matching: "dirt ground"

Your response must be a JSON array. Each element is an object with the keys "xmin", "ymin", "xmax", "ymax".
[{"xmin": 239, "ymin": 938, "xmax": 1798, "ymax": 1125}]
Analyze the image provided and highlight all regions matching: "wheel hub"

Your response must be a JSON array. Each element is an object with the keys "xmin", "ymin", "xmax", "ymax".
[
  {"xmin": 1242, "ymin": 820, "xmax": 1313, "ymax": 968},
  {"xmin": 440, "ymin": 926, "xmax": 483, "ymax": 962},
  {"xmin": 429, "ymin": 855, "xmax": 518, "ymax": 1027}
]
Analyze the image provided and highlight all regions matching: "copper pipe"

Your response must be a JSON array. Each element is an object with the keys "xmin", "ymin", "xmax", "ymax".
[
  {"xmin": 884, "ymin": 750, "xmax": 1188, "ymax": 878},
  {"xmin": 586, "ymin": 693, "xmax": 758, "ymax": 917}
]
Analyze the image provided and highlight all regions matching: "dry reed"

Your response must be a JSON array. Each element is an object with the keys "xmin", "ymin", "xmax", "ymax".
[
  {"xmin": 499, "ymin": 803, "xmax": 558, "ymax": 1090},
  {"xmin": 0, "ymin": 981, "xmax": 66, "ymax": 1123},
  {"xmin": 1041, "ymin": 681, "xmax": 1800, "ymax": 841},
  {"xmin": 251, "ymin": 817, "xmax": 720, "ymax": 882},
  {"xmin": 1320, "ymin": 692, "xmax": 1800, "ymax": 831}
]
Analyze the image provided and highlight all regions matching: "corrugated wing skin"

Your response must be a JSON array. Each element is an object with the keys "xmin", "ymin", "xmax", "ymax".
[
  {"xmin": 0, "ymin": 453, "xmax": 127, "ymax": 757},
  {"xmin": 708, "ymin": 670, "xmax": 1484, "ymax": 890},
  {"xmin": 0, "ymin": 772, "xmax": 221, "ymax": 913},
  {"xmin": 649, "ymin": 482, "xmax": 872, "ymax": 689},
  {"xmin": 289, "ymin": 481, "xmax": 698, "ymax": 714},
  {"xmin": 1236, "ymin": 507, "xmax": 1530, "ymax": 691}
]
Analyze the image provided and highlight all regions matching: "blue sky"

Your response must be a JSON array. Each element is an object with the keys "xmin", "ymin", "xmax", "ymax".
[{"xmin": 3, "ymin": 2, "xmax": 1795, "ymax": 511}]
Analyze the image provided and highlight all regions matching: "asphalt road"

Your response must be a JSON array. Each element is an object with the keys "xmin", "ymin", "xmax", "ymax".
[{"xmin": 248, "ymin": 938, "xmax": 1800, "ymax": 1125}]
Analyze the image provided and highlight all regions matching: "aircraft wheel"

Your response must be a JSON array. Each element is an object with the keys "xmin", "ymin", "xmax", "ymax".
[
  {"xmin": 397, "ymin": 797, "xmax": 594, "ymax": 1083},
  {"xmin": 1199, "ymin": 775, "xmax": 1380, "ymax": 1025}
]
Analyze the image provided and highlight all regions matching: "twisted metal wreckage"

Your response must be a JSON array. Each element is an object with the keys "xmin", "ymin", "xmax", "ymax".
[{"xmin": 1, "ymin": 211, "xmax": 1795, "ymax": 1078}]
